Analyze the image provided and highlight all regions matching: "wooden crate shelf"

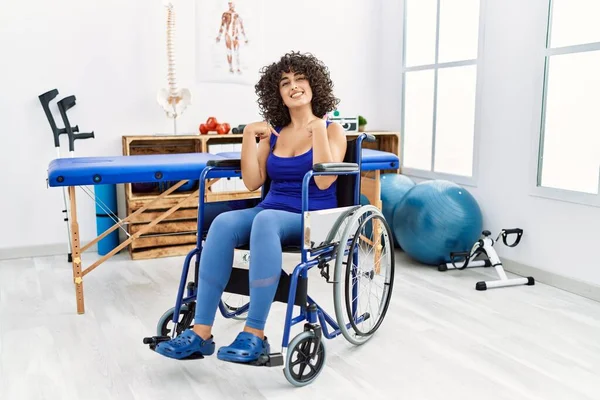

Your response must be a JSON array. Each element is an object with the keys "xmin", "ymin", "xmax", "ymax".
[
  {"xmin": 128, "ymin": 208, "xmax": 199, "ymax": 224},
  {"xmin": 129, "ymin": 243, "xmax": 198, "ymax": 260},
  {"xmin": 123, "ymin": 135, "xmax": 203, "ymax": 156}
]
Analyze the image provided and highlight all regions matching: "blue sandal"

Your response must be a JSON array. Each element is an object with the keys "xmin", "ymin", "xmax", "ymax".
[
  {"xmin": 217, "ymin": 331, "xmax": 270, "ymax": 363},
  {"xmin": 154, "ymin": 329, "xmax": 215, "ymax": 360}
]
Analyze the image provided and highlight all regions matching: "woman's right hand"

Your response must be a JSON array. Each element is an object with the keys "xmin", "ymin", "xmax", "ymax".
[
  {"xmin": 241, "ymin": 121, "xmax": 274, "ymax": 191},
  {"xmin": 244, "ymin": 121, "xmax": 280, "ymax": 141}
]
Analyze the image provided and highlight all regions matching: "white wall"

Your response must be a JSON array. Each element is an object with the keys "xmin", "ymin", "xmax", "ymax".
[
  {"xmin": 0, "ymin": 0, "xmax": 382, "ymax": 253},
  {"xmin": 380, "ymin": 0, "xmax": 600, "ymax": 287}
]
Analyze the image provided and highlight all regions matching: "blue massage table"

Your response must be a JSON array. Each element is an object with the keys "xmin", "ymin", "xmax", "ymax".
[
  {"xmin": 47, "ymin": 149, "xmax": 398, "ymax": 187},
  {"xmin": 47, "ymin": 148, "xmax": 399, "ymax": 314}
]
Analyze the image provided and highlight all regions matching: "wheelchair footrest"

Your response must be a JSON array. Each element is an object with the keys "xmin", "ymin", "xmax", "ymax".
[
  {"xmin": 247, "ymin": 352, "xmax": 284, "ymax": 367},
  {"xmin": 142, "ymin": 335, "xmax": 171, "ymax": 351}
]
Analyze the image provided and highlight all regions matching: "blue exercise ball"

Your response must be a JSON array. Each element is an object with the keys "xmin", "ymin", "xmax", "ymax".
[
  {"xmin": 360, "ymin": 193, "xmax": 370, "ymax": 206},
  {"xmin": 380, "ymin": 174, "xmax": 416, "ymax": 245},
  {"xmin": 392, "ymin": 180, "xmax": 483, "ymax": 266}
]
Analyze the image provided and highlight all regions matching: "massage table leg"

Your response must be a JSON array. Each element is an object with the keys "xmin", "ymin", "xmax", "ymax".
[
  {"xmin": 361, "ymin": 170, "xmax": 382, "ymax": 210},
  {"xmin": 81, "ymin": 185, "xmax": 199, "ymax": 277},
  {"xmin": 66, "ymin": 180, "xmax": 200, "ymax": 313},
  {"xmin": 68, "ymin": 186, "xmax": 85, "ymax": 314}
]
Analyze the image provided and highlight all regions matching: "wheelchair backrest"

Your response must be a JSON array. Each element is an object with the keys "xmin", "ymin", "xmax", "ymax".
[{"xmin": 260, "ymin": 138, "xmax": 360, "ymax": 207}]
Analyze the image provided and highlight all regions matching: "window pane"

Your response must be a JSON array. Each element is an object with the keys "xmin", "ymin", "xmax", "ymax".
[
  {"xmin": 405, "ymin": 0, "xmax": 437, "ymax": 67},
  {"xmin": 438, "ymin": 0, "xmax": 480, "ymax": 63},
  {"xmin": 403, "ymin": 70, "xmax": 435, "ymax": 171},
  {"xmin": 540, "ymin": 51, "xmax": 600, "ymax": 194},
  {"xmin": 434, "ymin": 65, "xmax": 477, "ymax": 176},
  {"xmin": 551, "ymin": 0, "xmax": 600, "ymax": 48}
]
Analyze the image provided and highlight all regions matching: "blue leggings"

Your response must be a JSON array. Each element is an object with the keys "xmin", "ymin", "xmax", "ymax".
[{"xmin": 194, "ymin": 206, "xmax": 302, "ymax": 330}]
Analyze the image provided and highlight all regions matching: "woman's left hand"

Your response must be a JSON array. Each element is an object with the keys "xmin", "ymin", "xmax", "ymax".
[{"xmin": 306, "ymin": 115, "xmax": 328, "ymax": 138}]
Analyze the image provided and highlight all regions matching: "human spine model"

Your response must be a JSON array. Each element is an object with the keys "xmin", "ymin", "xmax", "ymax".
[{"xmin": 157, "ymin": 1, "xmax": 191, "ymax": 133}]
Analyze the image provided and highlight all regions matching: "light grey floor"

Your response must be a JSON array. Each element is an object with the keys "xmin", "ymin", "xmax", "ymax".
[{"xmin": 1, "ymin": 249, "xmax": 599, "ymax": 400}]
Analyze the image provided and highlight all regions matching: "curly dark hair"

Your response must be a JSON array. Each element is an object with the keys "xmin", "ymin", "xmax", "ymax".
[{"xmin": 254, "ymin": 51, "xmax": 340, "ymax": 128}]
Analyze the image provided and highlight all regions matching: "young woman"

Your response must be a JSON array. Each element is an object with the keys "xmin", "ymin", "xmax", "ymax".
[{"xmin": 155, "ymin": 51, "xmax": 347, "ymax": 363}]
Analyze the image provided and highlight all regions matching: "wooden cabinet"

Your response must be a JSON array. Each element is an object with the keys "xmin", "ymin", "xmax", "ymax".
[{"xmin": 122, "ymin": 131, "xmax": 401, "ymax": 260}]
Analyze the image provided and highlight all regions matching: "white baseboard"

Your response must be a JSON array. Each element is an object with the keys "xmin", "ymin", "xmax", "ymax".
[
  {"xmin": 504, "ymin": 259, "xmax": 600, "ymax": 303},
  {"xmin": 0, "ymin": 242, "xmax": 97, "ymax": 261}
]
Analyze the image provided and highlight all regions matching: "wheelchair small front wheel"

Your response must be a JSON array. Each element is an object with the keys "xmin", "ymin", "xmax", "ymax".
[
  {"xmin": 156, "ymin": 303, "xmax": 195, "ymax": 337},
  {"xmin": 283, "ymin": 330, "xmax": 327, "ymax": 387},
  {"xmin": 333, "ymin": 205, "xmax": 395, "ymax": 346}
]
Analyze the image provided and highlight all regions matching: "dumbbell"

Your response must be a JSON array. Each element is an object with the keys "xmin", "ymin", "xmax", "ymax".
[{"xmin": 232, "ymin": 124, "xmax": 246, "ymax": 134}]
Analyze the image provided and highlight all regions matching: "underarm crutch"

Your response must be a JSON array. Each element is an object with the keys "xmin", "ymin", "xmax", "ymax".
[
  {"xmin": 439, "ymin": 229, "xmax": 535, "ymax": 291},
  {"xmin": 39, "ymin": 89, "xmax": 94, "ymax": 262}
]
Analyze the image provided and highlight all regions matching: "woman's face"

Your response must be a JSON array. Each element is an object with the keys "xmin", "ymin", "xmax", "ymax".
[{"xmin": 279, "ymin": 71, "xmax": 313, "ymax": 109}]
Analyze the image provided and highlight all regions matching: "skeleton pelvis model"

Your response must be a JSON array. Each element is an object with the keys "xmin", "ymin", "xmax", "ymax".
[{"xmin": 157, "ymin": 2, "xmax": 191, "ymax": 120}]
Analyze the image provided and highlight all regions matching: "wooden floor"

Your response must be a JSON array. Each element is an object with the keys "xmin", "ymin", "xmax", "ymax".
[{"xmin": 1, "ymin": 249, "xmax": 599, "ymax": 400}]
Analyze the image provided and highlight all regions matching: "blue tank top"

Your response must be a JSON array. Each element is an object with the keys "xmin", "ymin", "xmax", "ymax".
[{"xmin": 257, "ymin": 122, "xmax": 338, "ymax": 214}]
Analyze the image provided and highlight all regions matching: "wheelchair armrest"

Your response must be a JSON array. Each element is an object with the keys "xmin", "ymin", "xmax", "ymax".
[
  {"xmin": 207, "ymin": 159, "xmax": 241, "ymax": 168},
  {"xmin": 363, "ymin": 133, "xmax": 376, "ymax": 142},
  {"xmin": 313, "ymin": 162, "xmax": 359, "ymax": 173}
]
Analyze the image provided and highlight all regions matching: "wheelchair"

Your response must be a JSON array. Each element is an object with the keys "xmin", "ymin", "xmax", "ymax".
[{"xmin": 143, "ymin": 133, "xmax": 396, "ymax": 386}]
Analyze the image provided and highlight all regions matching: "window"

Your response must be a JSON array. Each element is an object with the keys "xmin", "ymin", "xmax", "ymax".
[
  {"xmin": 401, "ymin": 0, "xmax": 482, "ymax": 182},
  {"xmin": 536, "ymin": 0, "xmax": 600, "ymax": 200}
]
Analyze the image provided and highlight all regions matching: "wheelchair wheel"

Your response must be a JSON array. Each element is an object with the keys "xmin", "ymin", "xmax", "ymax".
[
  {"xmin": 283, "ymin": 330, "xmax": 326, "ymax": 387},
  {"xmin": 323, "ymin": 205, "xmax": 361, "ymax": 245},
  {"xmin": 333, "ymin": 205, "xmax": 395, "ymax": 345},
  {"xmin": 156, "ymin": 303, "xmax": 195, "ymax": 337}
]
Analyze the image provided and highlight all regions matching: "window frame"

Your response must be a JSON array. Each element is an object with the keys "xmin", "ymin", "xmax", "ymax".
[
  {"xmin": 399, "ymin": 0, "xmax": 487, "ymax": 188},
  {"xmin": 530, "ymin": 0, "xmax": 600, "ymax": 208}
]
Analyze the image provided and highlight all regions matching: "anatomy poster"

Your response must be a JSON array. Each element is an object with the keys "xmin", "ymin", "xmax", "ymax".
[{"xmin": 195, "ymin": 1, "xmax": 265, "ymax": 85}]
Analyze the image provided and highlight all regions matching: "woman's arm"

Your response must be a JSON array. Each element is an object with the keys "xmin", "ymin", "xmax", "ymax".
[
  {"xmin": 311, "ymin": 121, "xmax": 347, "ymax": 190},
  {"xmin": 241, "ymin": 122, "xmax": 273, "ymax": 191}
]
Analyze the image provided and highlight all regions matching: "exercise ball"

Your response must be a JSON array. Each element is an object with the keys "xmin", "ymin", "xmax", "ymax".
[
  {"xmin": 380, "ymin": 173, "xmax": 415, "ymax": 245},
  {"xmin": 392, "ymin": 180, "xmax": 482, "ymax": 266},
  {"xmin": 360, "ymin": 193, "xmax": 370, "ymax": 206}
]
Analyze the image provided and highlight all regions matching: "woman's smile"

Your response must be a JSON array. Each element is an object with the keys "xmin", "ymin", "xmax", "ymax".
[{"xmin": 290, "ymin": 90, "xmax": 304, "ymax": 99}]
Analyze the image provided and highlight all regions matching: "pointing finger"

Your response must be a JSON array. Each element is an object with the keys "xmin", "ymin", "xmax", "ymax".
[{"xmin": 267, "ymin": 121, "xmax": 280, "ymax": 137}]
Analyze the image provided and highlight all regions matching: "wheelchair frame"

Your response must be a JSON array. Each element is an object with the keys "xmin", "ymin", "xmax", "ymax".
[{"xmin": 145, "ymin": 132, "xmax": 395, "ymax": 386}]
